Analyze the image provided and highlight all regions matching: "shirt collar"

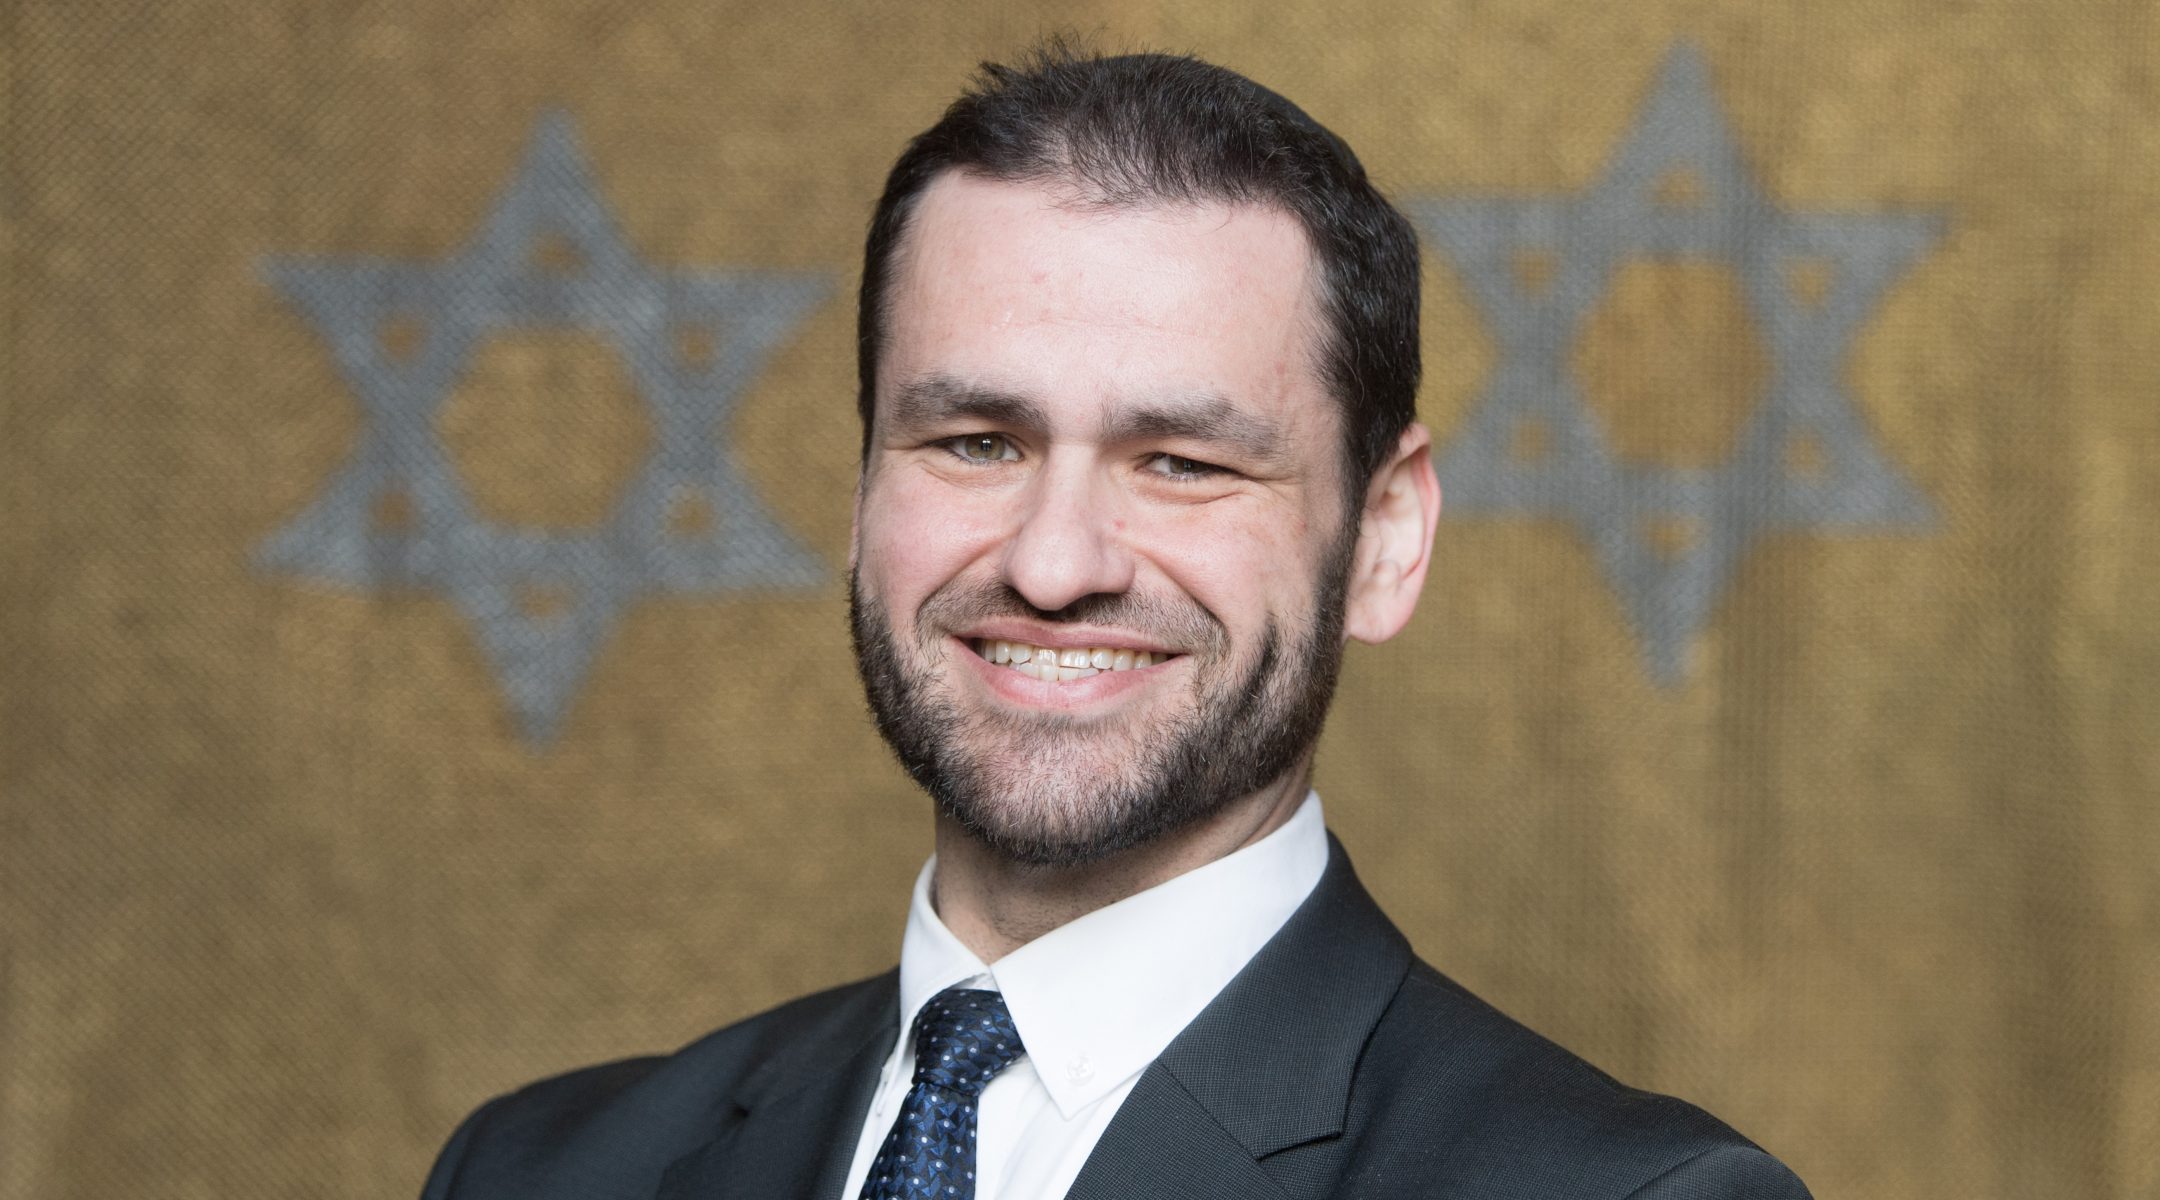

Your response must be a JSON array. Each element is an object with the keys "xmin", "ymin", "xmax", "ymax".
[{"xmin": 894, "ymin": 791, "xmax": 1330, "ymax": 1118}]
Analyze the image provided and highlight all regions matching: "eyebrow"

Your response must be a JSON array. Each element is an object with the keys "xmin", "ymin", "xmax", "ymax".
[
  {"xmin": 887, "ymin": 375, "xmax": 1050, "ymax": 434},
  {"xmin": 885, "ymin": 374, "xmax": 1289, "ymax": 464},
  {"xmin": 1100, "ymin": 393, "xmax": 1288, "ymax": 465}
]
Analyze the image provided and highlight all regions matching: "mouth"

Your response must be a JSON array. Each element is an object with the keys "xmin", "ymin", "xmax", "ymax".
[{"xmin": 969, "ymin": 637, "xmax": 1183, "ymax": 682}]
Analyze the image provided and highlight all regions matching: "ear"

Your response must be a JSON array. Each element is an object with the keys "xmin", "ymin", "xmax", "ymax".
[{"xmin": 1343, "ymin": 423, "xmax": 1441, "ymax": 645}]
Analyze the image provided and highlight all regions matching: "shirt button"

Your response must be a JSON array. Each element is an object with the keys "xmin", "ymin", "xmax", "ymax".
[{"xmin": 1066, "ymin": 1054, "xmax": 1093, "ymax": 1084}]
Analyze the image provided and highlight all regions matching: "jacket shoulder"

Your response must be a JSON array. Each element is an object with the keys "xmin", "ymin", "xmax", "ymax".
[
  {"xmin": 421, "ymin": 971, "xmax": 897, "ymax": 1200},
  {"xmin": 1331, "ymin": 961, "xmax": 1810, "ymax": 1199}
]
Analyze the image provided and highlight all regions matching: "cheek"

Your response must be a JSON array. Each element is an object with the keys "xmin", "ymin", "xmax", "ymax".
[
  {"xmin": 856, "ymin": 474, "xmax": 1006, "ymax": 599},
  {"xmin": 1143, "ymin": 508, "xmax": 1322, "ymax": 629}
]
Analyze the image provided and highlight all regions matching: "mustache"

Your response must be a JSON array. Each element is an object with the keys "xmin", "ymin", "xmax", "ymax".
[{"xmin": 915, "ymin": 577, "xmax": 1225, "ymax": 655}]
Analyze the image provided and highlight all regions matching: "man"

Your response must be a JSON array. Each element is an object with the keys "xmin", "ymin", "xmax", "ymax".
[{"xmin": 423, "ymin": 46, "xmax": 1810, "ymax": 1200}]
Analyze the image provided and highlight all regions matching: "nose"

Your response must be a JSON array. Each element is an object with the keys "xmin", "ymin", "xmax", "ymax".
[{"xmin": 996, "ymin": 457, "xmax": 1133, "ymax": 612}]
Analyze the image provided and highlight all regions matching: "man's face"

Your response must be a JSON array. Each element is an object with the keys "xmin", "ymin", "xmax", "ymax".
[{"xmin": 850, "ymin": 172, "xmax": 1356, "ymax": 867}]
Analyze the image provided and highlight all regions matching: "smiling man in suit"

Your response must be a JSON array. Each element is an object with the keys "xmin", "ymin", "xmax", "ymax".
[{"xmin": 422, "ymin": 45, "xmax": 1810, "ymax": 1200}]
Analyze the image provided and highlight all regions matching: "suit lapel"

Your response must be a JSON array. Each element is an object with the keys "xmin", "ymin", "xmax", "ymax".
[
  {"xmin": 652, "ymin": 840, "xmax": 1409, "ymax": 1199},
  {"xmin": 1066, "ymin": 838, "xmax": 1412, "ymax": 1200},
  {"xmin": 1064, "ymin": 1067, "xmax": 1293, "ymax": 1200},
  {"xmin": 656, "ymin": 973, "xmax": 899, "ymax": 1200}
]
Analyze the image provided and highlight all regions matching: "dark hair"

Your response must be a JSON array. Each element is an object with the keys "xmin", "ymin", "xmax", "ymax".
[{"xmin": 856, "ymin": 43, "xmax": 1422, "ymax": 510}]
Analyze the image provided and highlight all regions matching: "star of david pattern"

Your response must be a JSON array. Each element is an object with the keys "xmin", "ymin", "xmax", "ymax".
[
  {"xmin": 259, "ymin": 111, "xmax": 831, "ymax": 742},
  {"xmin": 861, "ymin": 987, "xmax": 1026, "ymax": 1200},
  {"xmin": 1410, "ymin": 43, "xmax": 1943, "ymax": 682}
]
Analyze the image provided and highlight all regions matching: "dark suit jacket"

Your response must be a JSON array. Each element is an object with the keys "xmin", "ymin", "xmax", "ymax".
[{"xmin": 422, "ymin": 839, "xmax": 1811, "ymax": 1199}]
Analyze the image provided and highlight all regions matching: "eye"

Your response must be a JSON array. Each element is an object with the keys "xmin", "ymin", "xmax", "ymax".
[
  {"xmin": 1145, "ymin": 453, "xmax": 1223, "ymax": 480},
  {"xmin": 946, "ymin": 433, "xmax": 1020, "ymax": 463}
]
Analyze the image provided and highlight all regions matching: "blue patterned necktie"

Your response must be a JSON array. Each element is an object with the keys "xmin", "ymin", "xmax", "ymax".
[{"xmin": 859, "ymin": 987, "xmax": 1027, "ymax": 1200}]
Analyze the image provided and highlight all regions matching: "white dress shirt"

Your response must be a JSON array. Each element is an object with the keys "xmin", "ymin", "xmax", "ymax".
[{"xmin": 839, "ymin": 792, "xmax": 1330, "ymax": 1200}]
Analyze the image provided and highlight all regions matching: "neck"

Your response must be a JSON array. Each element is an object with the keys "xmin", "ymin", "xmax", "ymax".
[{"xmin": 929, "ymin": 762, "xmax": 1313, "ymax": 963}]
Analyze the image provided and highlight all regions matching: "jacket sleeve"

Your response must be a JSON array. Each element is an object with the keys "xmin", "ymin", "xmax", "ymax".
[
  {"xmin": 1624, "ymin": 1143, "xmax": 1813, "ymax": 1200},
  {"xmin": 419, "ymin": 1095, "xmax": 503, "ymax": 1200}
]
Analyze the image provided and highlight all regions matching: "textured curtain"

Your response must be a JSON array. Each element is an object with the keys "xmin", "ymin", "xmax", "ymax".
[{"xmin": 5, "ymin": 3, "xmax": 2153, "ymax": 1198}]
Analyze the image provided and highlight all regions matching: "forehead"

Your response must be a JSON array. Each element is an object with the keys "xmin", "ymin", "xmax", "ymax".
[{"xmin": 879, "ymin": 171, "xmax": 1333, "ymax": 441}]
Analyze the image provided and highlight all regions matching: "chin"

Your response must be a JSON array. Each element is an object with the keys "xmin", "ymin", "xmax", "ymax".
[{"xmin": 922, "ymin": 745, "xmax": 1223, "ymax": 869}]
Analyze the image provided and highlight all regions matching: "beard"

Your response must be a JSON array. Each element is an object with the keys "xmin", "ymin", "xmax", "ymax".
[{"xmin": 848, "ymin": 537, "xmax": 1353, "ymax": 869}]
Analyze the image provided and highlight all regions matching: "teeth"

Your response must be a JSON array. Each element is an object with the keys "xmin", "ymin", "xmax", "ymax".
[{"xmin": 973, "ymin": 639, "xmax": 1174, "ymax": 679}]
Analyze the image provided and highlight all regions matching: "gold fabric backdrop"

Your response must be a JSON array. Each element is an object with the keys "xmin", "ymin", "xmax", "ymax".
[{"xmin": 5, "ymin": 2, "xmax": 2155, "ymax": 1198}]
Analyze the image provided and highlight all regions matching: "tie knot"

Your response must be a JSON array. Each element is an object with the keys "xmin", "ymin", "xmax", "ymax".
[{"xmin": 910, "ymin": 987, "xmax": 1024, "ymax": 1098}]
